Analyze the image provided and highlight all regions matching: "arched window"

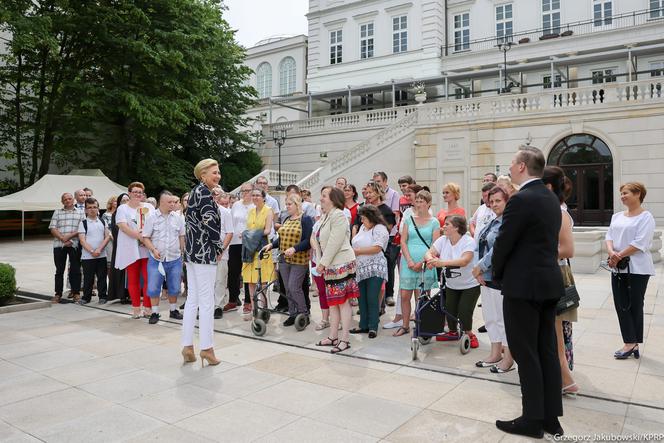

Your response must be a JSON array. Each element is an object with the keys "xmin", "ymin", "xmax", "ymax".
[
  {"xmin": 279, "ymin": 57, "xmax": 296, "ymax": 96},
  {"xmin": 256, "ymin": 62, "xmax": 272, "ymax": 99}
]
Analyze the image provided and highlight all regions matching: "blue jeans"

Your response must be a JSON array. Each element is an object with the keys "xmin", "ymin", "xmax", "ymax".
[{"xmin": 147, "ymin": 256, "xmax": 183, "ymax": 297}]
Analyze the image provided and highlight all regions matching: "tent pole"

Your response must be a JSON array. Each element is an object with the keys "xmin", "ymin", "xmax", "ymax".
[{"xmin": 21, "ymin": 210, "xmax": 25, "ymax": 242}]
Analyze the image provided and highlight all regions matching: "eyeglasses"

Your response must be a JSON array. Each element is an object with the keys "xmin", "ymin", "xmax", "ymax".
[
  {"xmin": 256, "ymin": 181, "xmax": 268, "ymax": 185},
  {"xmin": 130, "ymin": 190, "xmax": 143, "ymax": 195},
  {"xmin": 240, "ymin": 189, "xmax": 251, "ymax": 193}
]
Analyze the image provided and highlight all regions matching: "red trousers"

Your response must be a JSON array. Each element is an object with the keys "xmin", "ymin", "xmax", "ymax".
[{"xmin": 126, "ymin": 258, "xmax": 151, "ymax": 308}]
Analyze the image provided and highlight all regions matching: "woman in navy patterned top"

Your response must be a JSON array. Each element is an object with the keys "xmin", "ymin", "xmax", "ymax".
[{"xmin": 182, "ymin": 158, "xmax": 223, "ymax": 367}]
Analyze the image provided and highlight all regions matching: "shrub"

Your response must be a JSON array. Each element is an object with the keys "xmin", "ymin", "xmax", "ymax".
[{"xmin": 0, "ymin": 263, "xmax": 17, "ymax": 305}]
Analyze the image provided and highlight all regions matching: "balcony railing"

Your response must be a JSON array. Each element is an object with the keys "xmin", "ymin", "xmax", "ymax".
[{"xmin": 444, "ymin": 7, "xmax": 664, "ymax": 54}]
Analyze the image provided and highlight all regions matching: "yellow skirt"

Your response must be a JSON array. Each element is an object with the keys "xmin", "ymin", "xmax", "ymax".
[{"xmin": 241, "ymin": 253, "xmax": 275, "ymax": 284}]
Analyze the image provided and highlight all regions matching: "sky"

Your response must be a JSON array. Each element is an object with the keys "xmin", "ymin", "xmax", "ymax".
[{"xmin": 223, "ymin": 0, "xmax": 309, "ymax": 48}]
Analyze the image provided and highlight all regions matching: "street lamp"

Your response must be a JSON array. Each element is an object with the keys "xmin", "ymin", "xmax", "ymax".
[
  {"xmin": 497, "ymin": 41, "xmax": 514, "ymax": 93},
  {"xmin": 271, "ymin": 128, "xmax": 287, "ymax": 191}
]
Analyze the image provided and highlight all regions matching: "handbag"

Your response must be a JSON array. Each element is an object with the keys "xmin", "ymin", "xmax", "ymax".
[{"xmin": 556, "ymin": 259, "xmax": 580, "ymax": 315}]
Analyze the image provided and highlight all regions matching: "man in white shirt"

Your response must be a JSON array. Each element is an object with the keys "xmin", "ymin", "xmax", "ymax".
[
  {"xmin": 470, "ymin": 182, "xmax": 497, "ymax": 239},
  {"xmin": 77, "ymin": 198, "xmax": 110, "ymax": 304},
  {"xmin": 143, "ymin": 191, "xmax": 185, "ymax": 324},
  {"xmin": 373, "ymin": 171, "xmax": 400, "ymax": 307},
  {"xmin": 74, "ymin": 189, "xmax": 87, "ymax": 212},
  {"xmin": 212, "ymin": 186, "xmax": 234, "ymax": 319}
]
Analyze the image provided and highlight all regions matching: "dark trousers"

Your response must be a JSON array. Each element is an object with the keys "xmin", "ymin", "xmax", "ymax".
[
  {"xmin": 358, "ymin": 277, "xmax": 382, "ymax": 331},
  {"xmin": 227, "ymin": 244, "xmax": 243, "ymax": 304},
  {"xmin": 277, "ymin": 266, "xmax": 310, "ymax": 311},
  {"xmin": 503, "ymin": 296, "xmax": 562, "ymax": 421},
  {"xmin": 53, "ymin": 246, "xmax": 81, "ymax": 295},
  {"xmin": 82, "ymin": 258, "xmax": 107, "ymax": 301},
  {"xmin": 384, "ymin": 242, "xmax": 400, "ymax": 301},
  {"xmin": 611, "ymin": 273, "xmax": 649, "ymax": 343}
]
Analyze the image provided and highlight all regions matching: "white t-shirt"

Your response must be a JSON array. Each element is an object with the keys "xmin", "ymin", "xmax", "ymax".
[
  {"xmin": 114, "ymin": 202, "xmax": 155, "ymax": 270},
  {"xmin": 78, "ymin": 217, "xmax": 108, "ymax": 260},
  {"xmin": 471, "ymin": 204, "xmax": 496, "ymax": 242},
  {"xmin": 218, "ymin": 206, "xmax": 234, "ymax": 260},
  {"xmin": 230, "ymin": 200, "xmax": 254, "ymax": 245},
  {"xmin": 431, "ymin": 234, "xmax": 478, "ymax": 290},
  {"xmin": 605, "ymin": 211, "xmax": 656, "ymax": 275},
  {"xmin": 351, "ymin": 224, "xmax": 389, "ymax": 264}
]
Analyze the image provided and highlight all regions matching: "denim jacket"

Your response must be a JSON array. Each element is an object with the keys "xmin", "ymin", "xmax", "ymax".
[{"xmin": 474, "ymin": 216, "xmax": 503, "ymax": 283}]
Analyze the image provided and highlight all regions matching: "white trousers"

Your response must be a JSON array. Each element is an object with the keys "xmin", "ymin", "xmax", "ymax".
[
  {"xmin": 481, "ymin": 285, "xmax": 508, "ymax": 346},
  {"xmin": 214, "ymin": 259, "xmax": 229, "ymax": 308},
  {"xmin": 182, "ymin": 262, "xmax": 216, "ymax": 350}
]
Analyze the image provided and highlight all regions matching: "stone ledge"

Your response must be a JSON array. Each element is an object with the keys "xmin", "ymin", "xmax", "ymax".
[{"xmin": 0, "ymin": 295, "xmax": 51, "ymax": 314}]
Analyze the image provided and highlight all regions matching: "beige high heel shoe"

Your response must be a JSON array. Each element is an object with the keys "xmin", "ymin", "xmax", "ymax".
[
  {"xmin": 181, "ymin": 346, "xmax": 196, "ymax": 364},
  {"xmin": 200, "ymin": 348, "xmax": 220, "ymax": 367}
]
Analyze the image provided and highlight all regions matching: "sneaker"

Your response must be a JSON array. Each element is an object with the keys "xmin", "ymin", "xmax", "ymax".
[
  {"xmin": 242, "ymin": 303, "xmax": 252, "ymax": 315},
  {"xmin": 382, "ymin": 320, "xmax": 403, "ymax": 330},
  {"xmin": 169, "ymin": 309, "xmax": 183, "ymax": 320},
  {"xmin": 148, "ymin": 313, "xmax": 160, "ymax": 324},
  {"xmin": 283, "ymin": 316, "xmax": 296, "ymax": 327},
  {"xmin": 98, "ymin": 299, "xmax": 107, "ymax": 305},
  {"xmin": 469, "ymin": 333, "xmax": 479, "ymax": 349},
  {"xmin": 222, "ymin": 302, "xmax": 238, "ymax": 312},
  {"xmin": 385, "ymin": 296, "xmax": 395, "ymax": 306},
  {"xmin": 52, "ymin": 294, "xmax": 62, "ymax": 304},
  {"xmin": 214, "ymin": 307, "xmax": 223, "ymax": 319},
  {"xmin": 436, "ymin": 331, "xmax": 459, "ymax": 342}
]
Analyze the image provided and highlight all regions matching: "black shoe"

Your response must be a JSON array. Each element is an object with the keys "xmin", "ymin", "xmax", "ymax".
[
  {"xmin": 214, "ymin": 307, "xmax": 223, "ymax": 319},
  {"xmin": 98, "ymin": 299, "xmax": 107, "ymax": 305},
  {"xmin": 169, "ymin": 309, "xmax": 183, "ymax": 320},
  {"xmin": 543, "ymin": 418, "xmax": 564, "ymax": 437},
  {"xmin": 180, "ymin": 302, "xmax": 186, "ymax": 309},
  {"xmin": 478, "ymin": 325, "xmax": 487, "ymax": 333},
  {"xmin": 496, "ymin": 417, "xmax": 543, "ymax": 439},
  {"xmin": 349, "ymin": 328, "xmax": 369, "ymax": 334},
  {"xmin": 78, "ymin": 299, "xmax": 90, "ymax": 305},
  {"xmin": 120, "ymin": 298, "xmax": 130, "ymax": 305},
  {"xmin": 148, "ymin": 313, "xmax": 160, "ymax": 324},
  {"xmin": 283, "ymin": 316, "xmax": 296, "ymax": 327},
  {"xmin": 275, "ymin": 304, "xmax": 288, "ymax": 313},
  {"xmin": 368, "ymin": 330, "xmax": 377, "ymax": 339}
]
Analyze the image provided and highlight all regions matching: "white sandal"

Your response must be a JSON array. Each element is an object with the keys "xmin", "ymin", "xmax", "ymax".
[{"xmin": 315, "ymin": 320, "xmax": 330, "ymax": 331}]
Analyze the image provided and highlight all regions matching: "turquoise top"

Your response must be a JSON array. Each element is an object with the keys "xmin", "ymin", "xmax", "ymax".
[{"xmin": 399, "ymin": 216, "xmax": 440, "ymax": 290}]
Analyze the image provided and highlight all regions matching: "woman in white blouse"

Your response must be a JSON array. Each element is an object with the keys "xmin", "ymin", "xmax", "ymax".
[{"xmin": 606, "ymin": 182, "xmax": 656, "ymax": 360}]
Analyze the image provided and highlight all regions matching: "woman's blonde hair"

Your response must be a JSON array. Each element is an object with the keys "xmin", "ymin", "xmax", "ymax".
[
  {"xmin": 365, "ymin": 181, "xmax": 385, "ymax": 201},
  {"xmin": 497, "ymin": 175, "xmax": 519, "ymax": 195},
  {"xmin": 285, "ymin": 193, "xmax": 303, "ymax": 214},
  {"xmin": 443, "ymin": 182, "xmax": 461, "ymax": 201},
  {"xmin": 106, "ymin": 196, "xmax": 117, "ymax": 212},
  {"xmin": 194, "ymin": 158, "xmax": 219, "ymax": 181}
]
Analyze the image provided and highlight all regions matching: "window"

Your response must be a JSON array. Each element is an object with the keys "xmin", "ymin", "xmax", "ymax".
[
  {"xmin": 330, "ymin": 30, "xmax": 342, "ymax": 64},
  {"xmin": 360, "ymin": 94, "xmax": 374, "ymax": 111},
  {"xmin": 360, "ymin": 23, "xmax": 374, "ymax": 59},
  {"xmin": 543, "ymin": 74, "xmax": 562, "ymax": 89},
  {"xmin": 278, "ymin": 57, "xmax": 296, "ymax": 96},
  {"xmin": 496, "ymin": 4, "xmax": 513, "ymax": 44},
  {"xmin": 454, "ymin": 13, "xmax": 470, "ymax": 52},
  {"xmin": 392, "ymin": 16, "xmax": 407, "ymax": 53},
  {"xmin": 650, "ymin": 0, "xmax": 664, "ymax": 19},
  {"xmin": 592, "ymin": 69, "xmax": 617, "ymax": 84},
  {"xmin": 650, "ymin": 61, "xmax": 664, "ymax": 77},
  {"xmin": 542, "ymin": 0, "xmax": 560, "ymax": 35},
  {"xmin": 394, "ymin": 89, "xmax": 409, "ymax": 106},
  {"xmin": 256, "ymin": 62, "xmax": 272, "ymax": 99},
  {"xmin": 330, "ymin": 97, "xmax": 343, "ymax": 115},
  {"xmin": 594, "ymin": 0, "xmax": 612, "ymax": 26},
  {"xmin": 454, "ymin": 86, "xmax": 471, "ymax": 99}
]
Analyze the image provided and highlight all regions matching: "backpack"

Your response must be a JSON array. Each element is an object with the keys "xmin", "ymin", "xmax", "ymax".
[{"xmin": 82, "ymin": 217, "xmax": 105, "ymax": 235}]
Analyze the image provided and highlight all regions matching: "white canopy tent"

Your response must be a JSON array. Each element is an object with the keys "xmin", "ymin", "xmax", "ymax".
[{"xmin": 0, "ymin": 170, "xmax": 127, "ymax": 241}]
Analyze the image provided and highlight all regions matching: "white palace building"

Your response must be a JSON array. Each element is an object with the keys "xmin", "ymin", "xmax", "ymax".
[{"xmin": 246, "ymin": 0, "xmax": 664, "ymax": 244}]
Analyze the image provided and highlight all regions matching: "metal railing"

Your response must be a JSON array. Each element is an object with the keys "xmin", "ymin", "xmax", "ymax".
[{"xmin": 444, "ymin": 7, "xmax": 664, "ymax": 54}]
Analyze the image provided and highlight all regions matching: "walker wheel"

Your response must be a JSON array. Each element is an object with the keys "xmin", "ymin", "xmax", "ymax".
[
  {"xmin": 460, "ymin": 334, "xmax": 471, "ymax": 354},
  {"xmin": 411, "ymin": 339, "xmax": 420, "ymax": 361},
  {"xmin": 251, "ymin": 319, "xmax": 267, "ymax": 337},
  {"xmin": 258, "ymin": 309, "xmax": 271, "ymax": 322},
  {"xmin": 418, "ymin": 336, "xmax": 432, "ymax": 345},
  {"xmin": 294, "ymin": 314, "xmax": 308, "ymax": 331}
]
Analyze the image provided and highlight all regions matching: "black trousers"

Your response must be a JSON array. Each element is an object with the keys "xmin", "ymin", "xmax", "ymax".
[
  {"xmin": 384, "ymin": 242, "xmax": 400, "ymax": 301},
  {"xmin": 53, "ymin": 246, "xmax": 81, "ymax": 295},
  {"xmin": 227, "ymin": 244, "xmax": 243, "ymax": 304},
  {"xmin": 503, "ymin": 296, "xmax": 562, "ymax": 421},
  {"xmin": 611, "ymin": 273, "xmax": 649, "ymax": 343},
  {"xmin": 82, "ymin": 258, "xmax": 108, "ymax": 301}
]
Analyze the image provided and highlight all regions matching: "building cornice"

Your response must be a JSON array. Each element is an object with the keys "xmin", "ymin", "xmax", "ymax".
[
  {"xmin": 352, "ymin": 10, "xmax": 380, "ymax": 21},
  {"xmin": 385, "ymin": 2, "xmax": 414, "ymax": 13},
  {"xmin": 307, "ymin": 0, "xmax": 384, "ymax": 18},
  {"xmin": 322, "ymin": 18, "xmax": 347, "ymax": 28}
]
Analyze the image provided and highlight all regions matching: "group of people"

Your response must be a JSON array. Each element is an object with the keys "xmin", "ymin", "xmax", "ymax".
[{"xmin": 48, "ymin": 147, "xmax": 657, "ymax": 438}]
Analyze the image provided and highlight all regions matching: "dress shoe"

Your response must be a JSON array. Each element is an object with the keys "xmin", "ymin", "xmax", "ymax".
[
  {"xmin": 496, "ymin": 417, "xmax": 543, "ymax": 439},
  {"xmin": 169, "ymin": 309, "xmax": 183, "ymax": 320},
  {"xmin": 478, "ymin": 325, "xmax": 487, "ymax": 333},
  {"xmin": 52, "ymin": 294, "xmax": 62, "ymax": 304},
  {"xmin": 614, "ymin": 345, "xmax": 639, "ymax": 359},
  {"xmin": 214, "ymin": 307, "xmax": 223, "ymax": 319},
  {"xmin": 275, "ymin": 304, "xmax": 288, "ymax": 313},
  {"xmin": 283, "ymin": 316, "xmax": 296, "ymax": 327},
  {"xmin": 98, "ymin": 299, "xmax": 107, "ymax": 305},
  {"xmin": 543, "ymin": 417, "xmax": 564, "ymax": 436}
]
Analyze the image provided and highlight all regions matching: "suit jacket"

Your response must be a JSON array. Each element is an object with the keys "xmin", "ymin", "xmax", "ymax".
[
  {"xmin": 313, "ymin": 208, "xmax": 355, "ymax": 268},
  {"xmin": 491, "ymin": 179, "xmax": 564, "ymax": 301}
]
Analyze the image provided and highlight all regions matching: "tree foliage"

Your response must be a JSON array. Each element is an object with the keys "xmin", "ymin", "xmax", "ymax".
[{"xmin": 0, "ymin": 0, "xmax": 260, "ymax": 195}]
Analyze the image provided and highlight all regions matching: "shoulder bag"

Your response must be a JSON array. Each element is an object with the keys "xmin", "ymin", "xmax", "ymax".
[{"xmin": 556, "ymin": 258, "xmax": 580, "ymax": 315}]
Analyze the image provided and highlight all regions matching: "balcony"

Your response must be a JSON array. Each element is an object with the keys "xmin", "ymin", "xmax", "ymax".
[{"xmin": 443, "ymin": 7, "xmax": 664, "ymax": 55}]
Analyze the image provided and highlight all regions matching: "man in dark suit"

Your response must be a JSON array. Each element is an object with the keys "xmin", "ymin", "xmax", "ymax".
[{"xmin": 491, "ymin": 146, "xmax": 565, "ymax": 439}]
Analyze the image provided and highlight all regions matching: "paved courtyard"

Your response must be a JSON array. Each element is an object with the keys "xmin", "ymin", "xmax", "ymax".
[{"xmin": 1, "ymin": 237, "xmax": 663, "ymax": 442}]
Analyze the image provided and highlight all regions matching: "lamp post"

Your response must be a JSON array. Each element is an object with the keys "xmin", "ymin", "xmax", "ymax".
[
  {"xmin": 497, "ymin": 41, "xmax": 514, "ymax": 93},
  {"xmin": 271, "ymin": 128, "xmax": 287, "ymax": 191}
]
